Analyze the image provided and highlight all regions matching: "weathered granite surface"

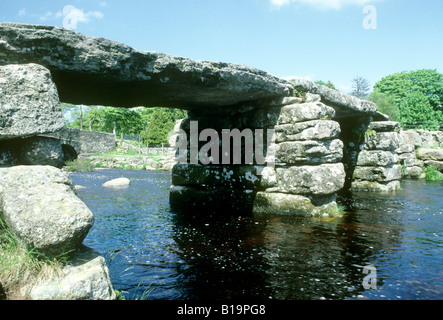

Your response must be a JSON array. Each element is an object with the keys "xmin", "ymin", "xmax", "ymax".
[
  {"xmin": 0, "ymin": 23, "xmax": 292, "ymax": 110},
  {"xmin": 0, "ymin": 63, "xmax": 64, "ymax": 141}
]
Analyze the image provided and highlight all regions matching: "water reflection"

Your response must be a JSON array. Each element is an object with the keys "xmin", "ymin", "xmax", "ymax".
[{"xmin": 70, "ymin": 170, "xmax": 443, "ymax": 300}]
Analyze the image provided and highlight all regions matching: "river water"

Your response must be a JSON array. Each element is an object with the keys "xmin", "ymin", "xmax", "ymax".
[{"xmin": 70, "ymin": 169, "xmax": 443, "ymax": 300}]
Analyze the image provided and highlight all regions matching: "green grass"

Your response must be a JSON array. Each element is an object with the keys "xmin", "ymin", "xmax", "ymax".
[
  {"xmin": 0, "ymin": 215, "xmax": 68, "ymax": 299},
  {"xmin": 64, "ymin": 158, "xmax": 96, "ymax": 172},
  {"xmin": 423, "ymin": 166, "xmax": 443, "ymax": 181}
]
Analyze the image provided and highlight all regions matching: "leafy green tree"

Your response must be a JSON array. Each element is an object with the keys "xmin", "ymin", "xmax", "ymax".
[
  {"xmin": 141, "ymin": 108, "xmax": 188, "ymax": 145},
  {"xmin": 373, "ymin": 69, "xmax": 443, "ymax": 129},
  {"xmin": 70, "ymin": 107, "xmax": 144, "ymax": 135},
  {"xmin": 367, "ymin": 91, "xmax": 400, "ymax": 121},
  {"xmin": 399, "ymin": 91, "xmax": 443, "ymax": 130}
]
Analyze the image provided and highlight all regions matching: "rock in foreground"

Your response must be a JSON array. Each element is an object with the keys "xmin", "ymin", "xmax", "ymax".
[
  {"xmin": 0, "ymin": 166, "xmax": 94, "ymax": 258},
  {"xmin": 26, "ymin": 245, "xmax": 116, "ymax": 300}
]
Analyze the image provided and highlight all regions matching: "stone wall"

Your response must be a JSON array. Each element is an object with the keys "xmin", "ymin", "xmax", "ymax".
[
  {"xmin": 397, "ymin": 129, "xmax": 443, "ymax": 178},
  {"xmin": 42, "ymin": 127, "xmax": 117, "ymax": 156},
  {"xmin": 170, "ymin": 94, "xmax": 348, "ymax": 217},
  {"xmin": 351, "ymin": 121, "xmax": 402, "ymax": 192}
]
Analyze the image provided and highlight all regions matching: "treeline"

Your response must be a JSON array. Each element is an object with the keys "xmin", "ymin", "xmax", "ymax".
[
  {"xmin": 63, "ymin": 105, "xmax": 188, "ymax": 145},
  {"xmin": 317, "ymin": 69, "xmax": 443, "ymax": 131}
]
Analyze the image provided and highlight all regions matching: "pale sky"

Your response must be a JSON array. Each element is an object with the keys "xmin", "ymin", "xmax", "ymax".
[{"xmin": 2, "ymin": 0, "xmax": 442, "ymax": 93}]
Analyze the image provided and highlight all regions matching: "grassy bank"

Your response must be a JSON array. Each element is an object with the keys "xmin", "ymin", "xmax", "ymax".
[
  {"xmin": 0, "ymin": 216, "xmax": 67, "ymax": 299},
  {"xmin": 424, "ymin": 165, "xmax": 443, "ymax": 181}
]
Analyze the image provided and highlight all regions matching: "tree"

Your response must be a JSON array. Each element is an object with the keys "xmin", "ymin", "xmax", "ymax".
[
  {"xmin": 399, "ymin": 91, "xmax": 443, "ymax": 130},
  {"xmin": 373, "ymin": 69, "xmax": 443, "ymax": 129},
  {"xmin": 69, "ymin": 107, "xmax": 144, "ymax": 135},
  {"xmin": 141, "ymin": 108, "xmax": 188, "ymax": 145},
  {"xmin": 351, "ymin": 76, "xmax": 371, "ymax": 99},
  {"xmin": 367, "ymin": 91, "xmax": 400, "ymax": 121}
]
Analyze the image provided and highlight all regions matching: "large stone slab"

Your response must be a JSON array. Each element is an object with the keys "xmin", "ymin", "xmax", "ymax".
[
  {"xmin": 275, "ymin": 120, "xmax": 341, "ymax": 142},
  {"xmin": 0, "ymin": 63, "xmax": 64, "ymax": 141},
  {"xmin": 353, "ymin": 165, "xmax": 402, "ymax": 182},
  {"xmin": 288, "ymin": 78, "xmax": 378, "ymax": 119},
  {"xmin": 0, "ymin": 166, "xmax": 94, "ymax": 258},
  {"xmin": 368, "ymin": 121, "xmax": 400, "ymax": 133},
  {"xmin": 365, "ymin": 132, "xmax": 400, "ymax": 151},
  {"xmin": 262, "ymin": 163, "xmax": 346, "ymax": 196},
  {"xmin": 275, "ymin": 139, "xmax": 343, "ymax": 165},
  {"xmin": 356, "ymin": 150, "xmax": 398, "ymax": 167},
  {"xmin": 0, "ymin": 23, "xmax": 292, "ymax": 110},
  {"xmin": 416, "ymin": 148, "xmax": 443, "ymax": 161}
]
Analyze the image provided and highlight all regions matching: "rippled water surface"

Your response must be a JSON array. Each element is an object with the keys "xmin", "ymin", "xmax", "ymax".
[{"xmin": 70, "ymin": 169, "xmax": 443, "ymax": 300}]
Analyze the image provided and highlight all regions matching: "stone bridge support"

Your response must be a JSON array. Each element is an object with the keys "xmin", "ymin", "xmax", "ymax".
[
  {"xmin": 0, "ymin": 23, "xmax": 402, "ymax": 218},
  {"xmin": 170, "ymin": 81, "xmax": 401, "ymax": 217}
]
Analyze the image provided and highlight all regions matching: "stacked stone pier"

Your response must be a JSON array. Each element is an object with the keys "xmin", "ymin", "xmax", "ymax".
[{"xmin": 0, "ymin": 22, "xmax": 397, "ymax": 220}]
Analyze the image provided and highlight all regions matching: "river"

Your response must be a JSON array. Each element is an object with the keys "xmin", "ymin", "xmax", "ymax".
[{"xmin": 70, "ymin": 169, "xmax": 443, "ymax": 300}]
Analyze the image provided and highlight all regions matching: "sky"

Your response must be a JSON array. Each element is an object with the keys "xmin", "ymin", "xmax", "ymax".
[{"xmin": 1, "ymin": 0, "xmax": 442, "ymax": 94}]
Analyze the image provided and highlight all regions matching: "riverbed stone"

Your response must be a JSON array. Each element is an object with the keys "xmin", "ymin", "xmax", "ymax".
[
  {"xmin": 356, "ymin": 150, "xmax": 398, "ymax": 167},
  {"xmin": 353, "ymin": 165, "xmax": 402, "ymax": 182},
  {"xmin": 0, "ymin": 166, "xmax": 94, "ymax": 258},
  {"xmin": 0, "ymin": 63, "xmax": 64, "ymax": 141},
  {"xmin": 262, "ymin": 163, "xmax": 346, "ymax": 196},
  {"xmin": 102, "ymin": 177, "xmax": 131, "ymax": 188},
  {"xmin": 275, "ymin": 139, "xmax": 343, "ymax": 165},
  {"xmin": 416, "ymin": 148, "xmax": 443, "ymax": 161},
  {"xmin": 253, "ymin": 192, "xmax": 339, "ymax": 217},
  {"xmin": 27, "ymin": 245, "xmax": 116, "ymax": 300},
  {"xmin": 275, "ymin": 120, "xmax": 341, "ymax": 142}
]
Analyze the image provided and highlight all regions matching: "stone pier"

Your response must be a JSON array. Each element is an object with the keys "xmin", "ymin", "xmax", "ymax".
[{"xmin": 0, "ymin": 23, "xmax": 398, "ymax": 219}]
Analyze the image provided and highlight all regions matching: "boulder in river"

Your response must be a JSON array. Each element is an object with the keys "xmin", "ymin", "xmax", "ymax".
[{"xmin": 102, "ymin": 177, "xmax": 131, "ymax": 188}]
